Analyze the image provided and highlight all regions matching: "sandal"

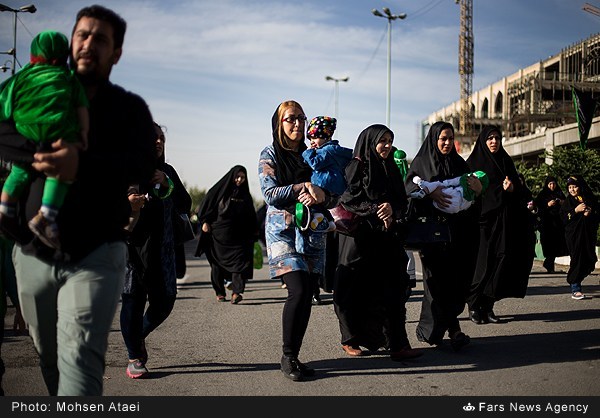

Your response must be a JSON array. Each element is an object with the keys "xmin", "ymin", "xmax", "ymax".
[{"xmin": 571, "ymin": 292, "xmax": 585, "ymax": 300}]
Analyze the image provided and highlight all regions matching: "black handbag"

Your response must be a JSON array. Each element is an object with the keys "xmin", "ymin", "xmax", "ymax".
[
  {"xmin": 404, "ymin": 215, "xmax": 451, "ymax": 248},
  {"xmin": 173, "ymin": 211, "xmax": 196, "ymax": 244}
]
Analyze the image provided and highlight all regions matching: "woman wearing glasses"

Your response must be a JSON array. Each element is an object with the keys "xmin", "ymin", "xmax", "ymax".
[{"xmin": 258, "ymin": 100, "xmax": 335, "ymax": 381}]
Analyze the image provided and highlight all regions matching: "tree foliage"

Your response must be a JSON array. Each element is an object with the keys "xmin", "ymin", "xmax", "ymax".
[{"xmin": 515, "ymin": 145, "xmax": 600, "ymax": 244}]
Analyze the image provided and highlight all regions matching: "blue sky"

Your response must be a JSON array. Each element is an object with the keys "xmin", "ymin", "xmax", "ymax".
[{"xmin": 1, "ymin": 0, "xmax": 599, "ymax": 200}]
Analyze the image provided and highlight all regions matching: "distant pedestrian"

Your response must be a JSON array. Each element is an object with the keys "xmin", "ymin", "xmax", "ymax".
[
  {"xmin": 535, "ymin": 175, "xmax": 568, "ymax": 273},
  {"xmin": 559, "ymin": 175, "xmax": 599, "ymax": 300},
  {"xmin": 195, "ymin": 165, "xmax": 257, "ymax": 304}
]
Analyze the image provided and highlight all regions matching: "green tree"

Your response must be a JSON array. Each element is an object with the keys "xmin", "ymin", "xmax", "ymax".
[
  {"xmin": 515, "ymin": 145, "xmax": 600, "ymax": 244},
  {"xmin": 183, "ymin": 182, "xmax": 206, "ymax": 215}
]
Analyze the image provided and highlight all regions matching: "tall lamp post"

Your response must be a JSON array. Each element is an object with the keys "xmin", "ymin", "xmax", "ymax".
[
  {"xmin": 325, "ymin": 75, "xmax": 349, "ymax": 124},
  {"xmin": 0, "ymin": 3, "xmax": 37, "ymax": 75},
  {"xmin": 371, "ymin": 7, "xmax": 406, "ymax": 127}
]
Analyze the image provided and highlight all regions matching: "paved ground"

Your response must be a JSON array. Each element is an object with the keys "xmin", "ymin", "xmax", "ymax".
[{"xmin": 2, "ymin": 240, "xmax": 599, "ymax": 397}]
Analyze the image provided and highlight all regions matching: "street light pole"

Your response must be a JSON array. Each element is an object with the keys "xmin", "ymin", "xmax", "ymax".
[
  {"xmin": 371, "ymin": 7, "xmax": 406, "ymax": 127},
  {"xmin": 325, "ymin": 75, "xmax": 349, "ymax": 123},
  {"xmin": 0, "ymin": 3, "xmax": 37, "ymax": 75}
]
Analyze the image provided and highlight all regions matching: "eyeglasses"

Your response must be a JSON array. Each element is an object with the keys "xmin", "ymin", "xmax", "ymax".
[{"xmin": 281, "ymin": 114, "xmax": 307, "ymax": 124}]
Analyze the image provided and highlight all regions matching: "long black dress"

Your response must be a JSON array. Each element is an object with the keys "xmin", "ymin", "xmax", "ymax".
[
  {"xmin": 466, "ymin": 126, "xmax": 535, "ymax": 316},
  {"xmin": 333, "ymin": 124, "xmax": 411, "ymax": 353},
  {"xmin": 534, "ymin": 175, "xmax": 568, "ymax": 272},
  {"xmin": 559, "ymin": 175, "xmax": 599, "ymax": 287},
  {"xmin": 195, "ymin": 165, "xmax": 257, "ymax": 299},
  {"xmin": 404, "ymin": 121, "xmax": 479, "ymax": 346}
]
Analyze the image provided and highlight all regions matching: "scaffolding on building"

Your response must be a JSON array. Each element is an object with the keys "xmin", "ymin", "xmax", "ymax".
[{"xmin": 505, "ymin": 33, "xmax": 600, "ymax": 139}]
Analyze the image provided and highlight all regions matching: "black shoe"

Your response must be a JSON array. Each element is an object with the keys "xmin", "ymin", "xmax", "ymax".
[
  {"xmin": 469, "ymin": 310, "xmax": 486, "ymax": 325},
  {"xmin": 280, "ymin": 355, "xmax": 303, "ymax": 381},
  {"xmin": 296, "ymin": 359, "xmax": 315, "ymax": 377},
  {"xmin": 450, "ymin": 332, "xmax": 471, "ymax": 351},
  {"xmin": 486, "ymin": 311, "xmax": 500, "ymax": 323},
  {"xmin": 543, "ymin": 260, "xmax": 556, "ymax": 273}
]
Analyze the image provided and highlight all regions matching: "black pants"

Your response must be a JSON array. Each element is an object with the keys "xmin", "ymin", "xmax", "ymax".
[
  {"xmin": 210, "ymin": 263, "xmax": 246, "ymax": 296},
  {"xmin": 281, "ymin": 270, "xmax": 315, "ymax": 358},
  {"xmin": 120, "ymin": 290, "xmax": 176, "ymax": 361}
]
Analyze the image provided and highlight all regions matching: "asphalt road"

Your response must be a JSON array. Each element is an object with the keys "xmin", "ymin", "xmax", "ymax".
[{"xmin": 2, "ymin": 240, "xmax": 599, "ymax": 398}]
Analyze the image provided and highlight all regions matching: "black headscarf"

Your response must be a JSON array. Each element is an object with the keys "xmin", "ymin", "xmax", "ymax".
[
  {"xmin": 536, "ymin": 175, "xmax": 565, "ymax": 204},
  {"xmin": 564, "ymin": 175, "xmax": 598, "ymax": 208},
  {"xmin": 197, "ymin": 165, "xmax": 253, "ymax": 225},
  {"xmin": 404, "ymin": 121, "xmax": 471, "ymax": 219},
  {"xmin": 270, "ymin": 103, "xmax": 312, "ymax": 187},
  {"xmin": 340, "ymin": 124, "xmax": 406, "ymax": 216},
  {"xmin": 466, "ymin": 125, "xmax": 521, "ymax": 215},
  {"xmin": 405, "ymin": 121, "xmax": 470, "ymax": 195}
]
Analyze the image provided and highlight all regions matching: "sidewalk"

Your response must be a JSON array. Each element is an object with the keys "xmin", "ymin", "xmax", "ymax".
[{"xmin": 2, "ymin": 239, "xmax": 599, "ymax": 396}]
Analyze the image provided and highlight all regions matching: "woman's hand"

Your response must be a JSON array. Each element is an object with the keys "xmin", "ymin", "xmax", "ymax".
[
  {"xmin": 377, "ymin": 202, "xmax": 393, "ymax": 229},
  {"xmin": 502, "ymin": 176, "xmax": 514, "ymax": 192},
  {"xmin": 467, "ymin": 175, "xmax": 483, "ymax": 196},
  {"xmin": 128, "ymin": 193, "xmax": 146, "ymax": 212},
  {"xmin": 202, "ymin": 222, "xmax": 211, "ymax": 233},
  {"xmin": 299, "ymin": 183, "xmax": 325, "ymax": 206},
  {"xmin": 430, "ymin": 187, "xmax": 452, "ymax": 209}
]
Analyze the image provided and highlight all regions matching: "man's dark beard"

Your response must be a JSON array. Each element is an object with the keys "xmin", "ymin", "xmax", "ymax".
[{"xmin": 68, "ymin": 55, "xmax": 102, "ymax": 85}]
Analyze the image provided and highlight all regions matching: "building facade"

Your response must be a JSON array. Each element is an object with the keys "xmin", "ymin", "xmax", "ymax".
[{"xmin": 423, "ymin": 32, "xmax": 600, "ymax": 161}]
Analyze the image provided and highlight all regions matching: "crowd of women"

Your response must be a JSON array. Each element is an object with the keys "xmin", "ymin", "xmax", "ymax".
[
  {"xmin": 89, "ymin": 98, "xmax": 597, "ymax": 384},
  {"xmin": 250, "ymin": 99, "xmax": 598, "ymax": 382},
  {"xmin": 2, "ymin": 99, "xmax": 597, "ymax": 389}
]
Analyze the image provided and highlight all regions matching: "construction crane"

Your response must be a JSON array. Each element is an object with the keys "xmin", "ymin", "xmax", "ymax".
[
  {"xmin": 583, "ymin": 2, "xmax": 600, "ymax": 17},
  {"xmin": 456, "ymin": 0, "xmax": 474, "ymax": 144}
]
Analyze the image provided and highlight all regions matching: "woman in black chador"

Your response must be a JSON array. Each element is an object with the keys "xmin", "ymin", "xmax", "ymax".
[
  {"xmin": 195, "ymin": 165, "xmax": 258, "ymax": 304},
  {"xmin": 405, "ymin": 121, "xmax": 482, "ymax": 350},
  {"xmin": 559, "ymin": 175, "xmax": 599, "ymax": 300},
  {"xmin": 466, "ymin": 125, "xmax": 535, "ymax": 324},
  {"xmin": 333, "ymin": 124, "xmax": 422, "ymax": 361},
  {"xmin": 534, "ymin": 175, "xmax": 568, "ymax": 273}
]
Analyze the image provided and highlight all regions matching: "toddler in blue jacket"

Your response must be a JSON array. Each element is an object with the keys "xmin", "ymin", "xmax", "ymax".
[{"xmin": 297, "ymin": 116, "xmax": 352, "ymax": 232}]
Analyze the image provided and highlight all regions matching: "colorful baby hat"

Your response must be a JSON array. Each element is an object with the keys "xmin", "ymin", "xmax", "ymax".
[{"xmin": 307, "ymin": 116, "xmax": 337, "ymax": 139}]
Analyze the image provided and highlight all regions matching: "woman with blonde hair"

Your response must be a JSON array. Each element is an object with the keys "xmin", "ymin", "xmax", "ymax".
[{"xmin": 258, "ymin": 100, "xmax": 335, "ymax": 381}]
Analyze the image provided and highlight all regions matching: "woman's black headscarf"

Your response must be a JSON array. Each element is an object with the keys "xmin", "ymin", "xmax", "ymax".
[
  {"xmin": 197, "ymin": 165, "xmax": 252, "ymax": 224},
  {"xmin": 340, "ymin": 124, "xmax": 406, "ymax": 216},
  {"xmin": 270, "ymin": 103, "xmax": 312, "ymax": 187},
  {"xmin": 565, "ymin": 175, "xmax": 598, "ymax": 207},
  {"xmin": 405, "ymin": 121, "xmax": 470, "ymax": 195},
  {"xmin": 466, "ymin": 125, "xmax": 521, "ymax": 215},
  {"xmin": 536, "ymin": 175, "xmax": 565, "ymax": 203}
]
